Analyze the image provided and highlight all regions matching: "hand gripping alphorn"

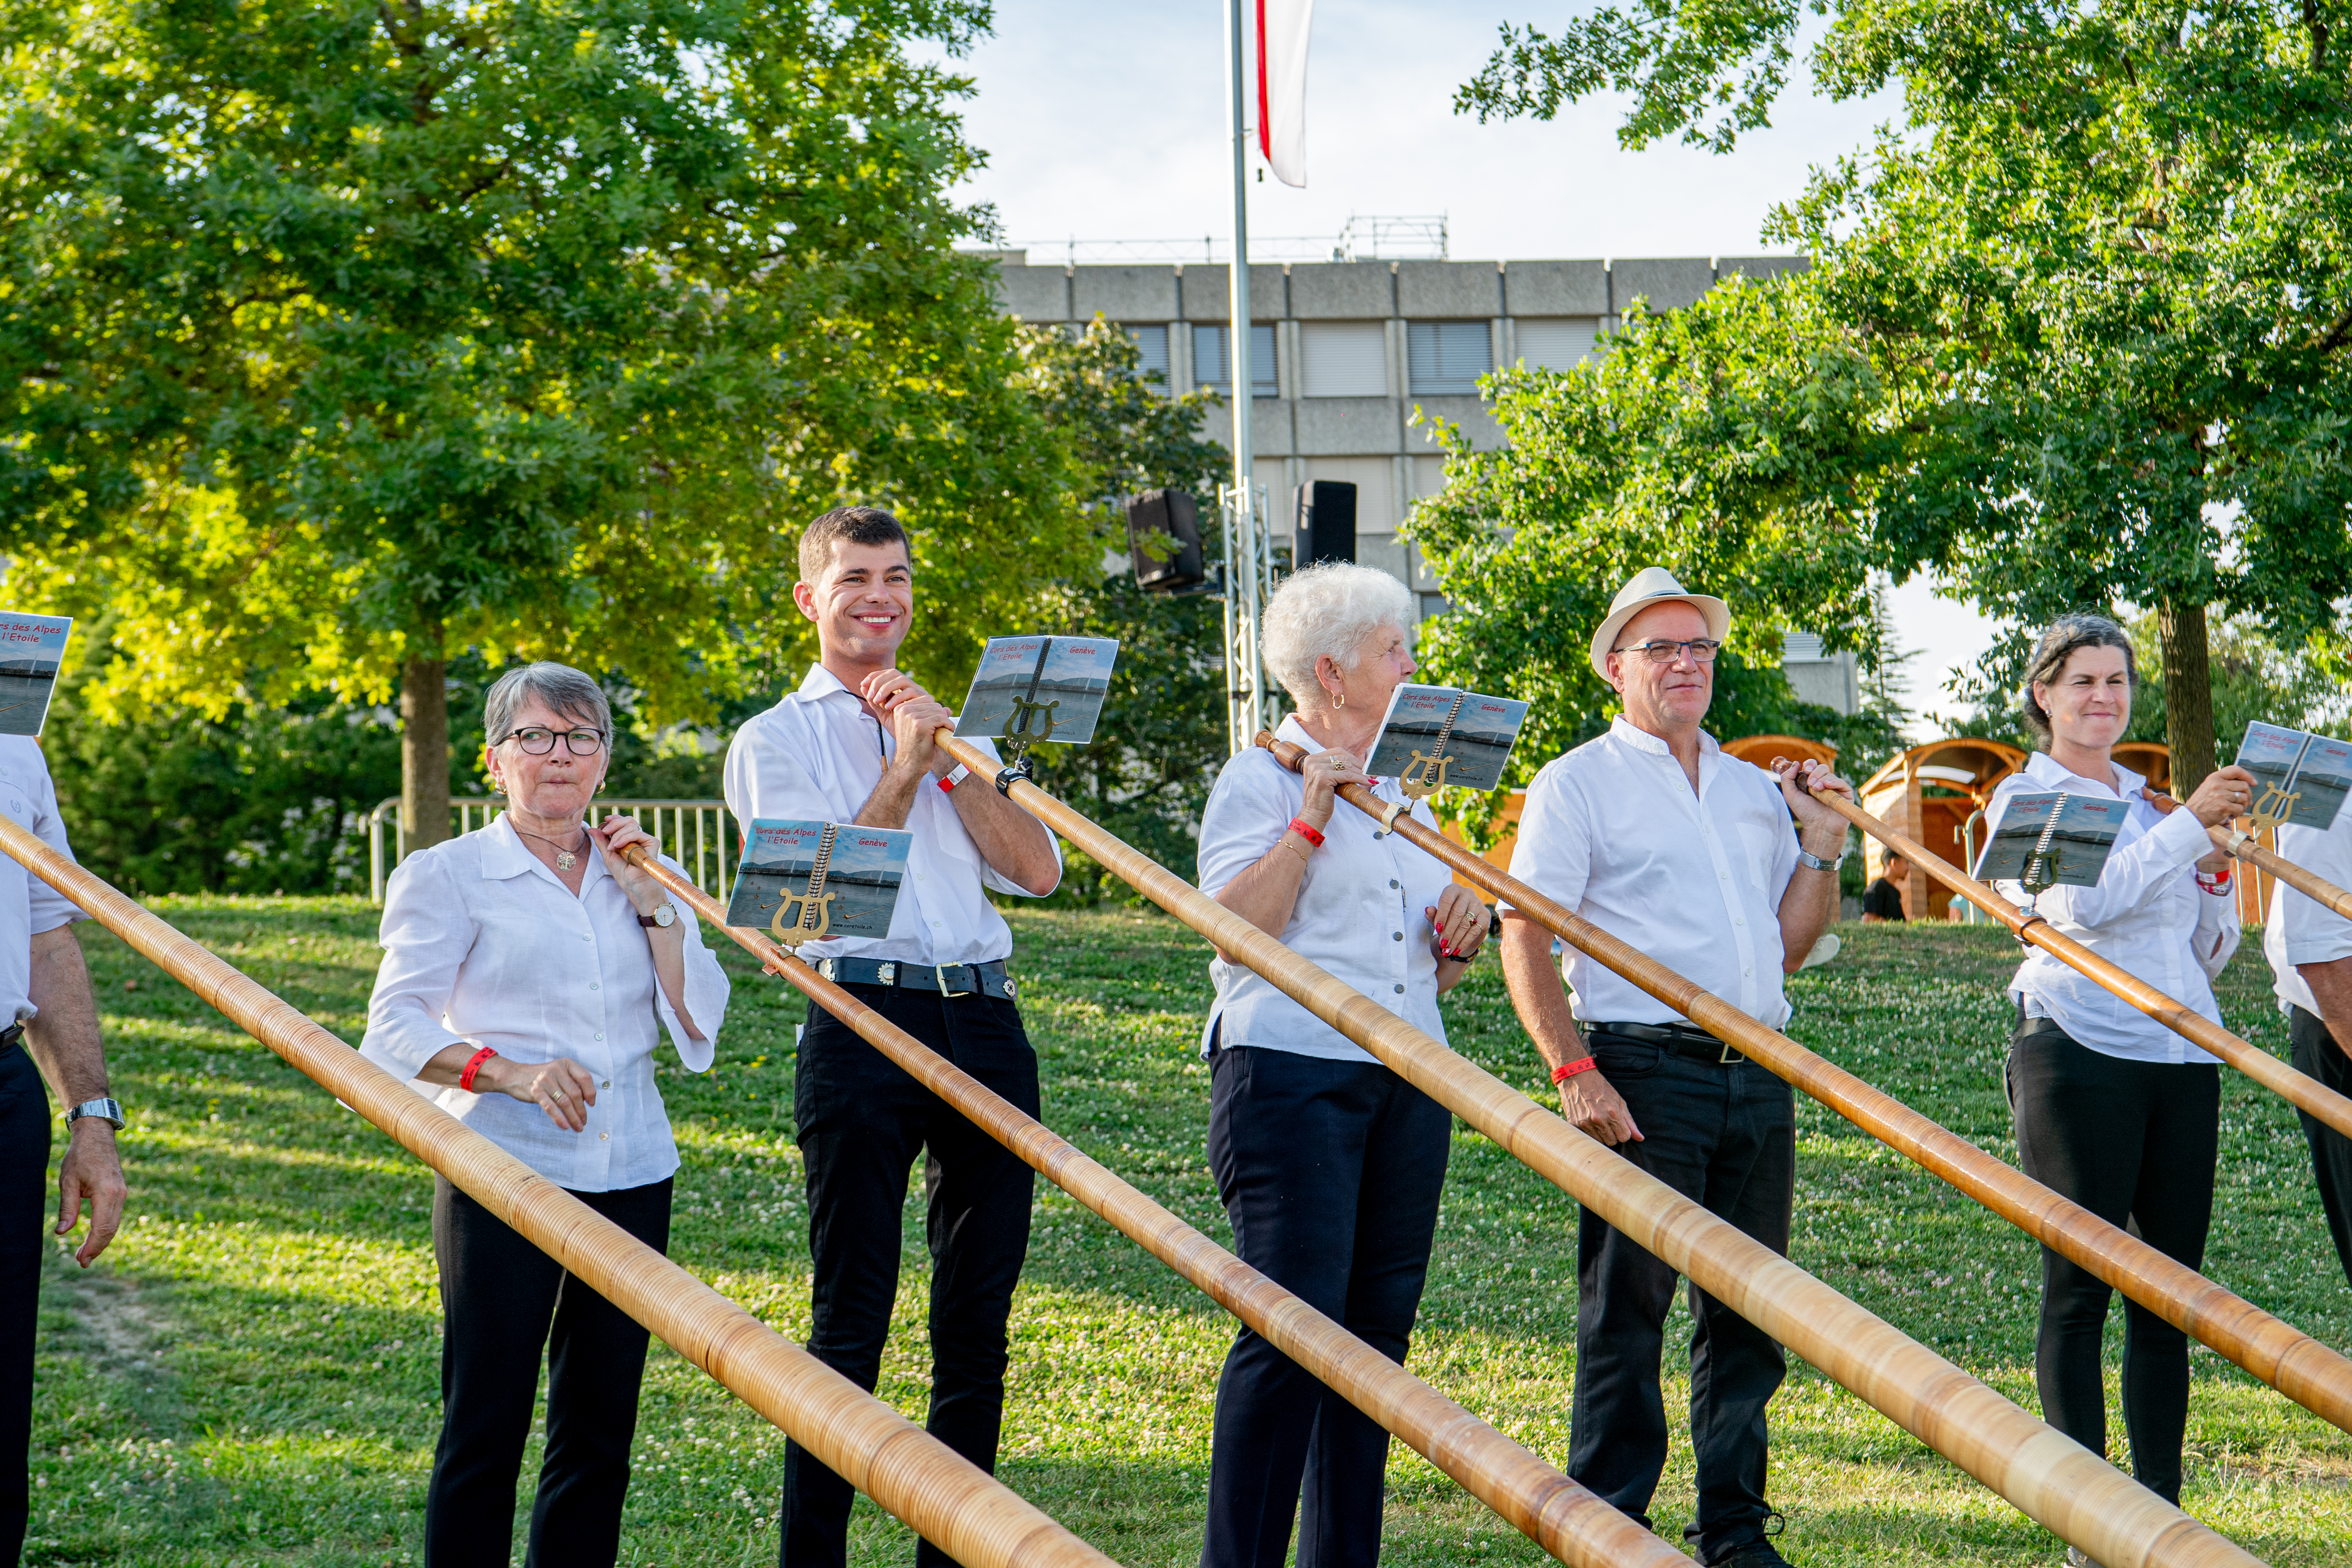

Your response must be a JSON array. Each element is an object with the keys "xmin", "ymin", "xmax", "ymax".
[
  {"xmin": 611, "ymin": 838, "xmax": 1683, "ymax": 1568},
  {"xmin": 0, "ymin": 816, "xmax": 1121, "ymax": 1568},
  {"xmin": 1800, "ymin": 777, "xmax": 2352, "ymax": 1142},
  {"xmin": 936, "ymin": 731, "xmax": 2263, "ymax": 1568},
  {"xmin": 1251, "ymin": 733, "xmax": 2352, "ymax": 1441}
]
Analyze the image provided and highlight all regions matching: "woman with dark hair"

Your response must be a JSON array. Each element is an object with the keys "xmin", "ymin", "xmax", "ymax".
[
  {"xmin": 363, "ymin": 661, "xmax": 730, "ymax": 1567},
  {"xmin": 1982, "ymin": 613, "xmax": 2255, "ymax": 1548}
]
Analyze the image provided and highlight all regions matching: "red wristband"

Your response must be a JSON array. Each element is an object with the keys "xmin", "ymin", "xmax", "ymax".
[
  {"xmin": 458, "ymin": 1046, "xmax": 498, "ymax": 1093},
  {"xmin": 2196, "ymin": 866, "xmax": 2233, "ymax": 893},
  {"xmin": 938, "ymin": 764, "xmax": 971, "ymax": 793},
  {"xmin": 1551, "ymin": 1056, "xmax": 1596, "ymax": 1084},
  {"xmin": 1287, "ymin": 816, "xmax": 1326, "ymax": 849}
]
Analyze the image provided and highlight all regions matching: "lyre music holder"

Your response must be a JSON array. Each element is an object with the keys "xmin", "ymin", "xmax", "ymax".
[
  {"xmin": 1398, "ymin": 690, "xmax": 1469, "ymax": 801},
  {"xmin": 770, "ymin": 823, "xmax": 841, "ymax": 952}
]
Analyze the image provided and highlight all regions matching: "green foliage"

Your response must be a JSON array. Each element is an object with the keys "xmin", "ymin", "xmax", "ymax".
[
  {"xmin": 1456, "ymin": 0, "xmax": 2352, "ymax": 788},
  {"xmin": 2126, "ymin": 612, "xmax": 2349, "ymax": 750},
  {"xmin": 1, "ymin": 0, "xmax": 1093, "ymax": 729}
]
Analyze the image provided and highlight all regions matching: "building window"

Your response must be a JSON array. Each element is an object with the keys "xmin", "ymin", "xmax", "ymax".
[
  {"xmin": 1300, "ymin": 321, "xmax": 1388, "ymax": 398},
  {"xmin": 1513, "ymin": 318, "xmax": 1597, "ymax": 373},
  {"xmin": 1125, "ymin": 324, "xmax": 1170, "ymax": 387},
  {"xmin": 1193, "ymin": 323, "xmax": 1278, "ymax": 398},
  {"xmin": 1782, "ymin": 633, "xmax": 1828, "ymax": 660},
  {"xmin": 1407, "ymin": 321, "xmax": 1492, "ymax": 395}
]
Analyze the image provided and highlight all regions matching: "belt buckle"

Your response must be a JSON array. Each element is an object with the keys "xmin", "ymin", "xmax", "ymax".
[
  {"xmin": 816, "ymin": 957, "xmax": 837, "ymax": 981},
  {"xmin": 878, "ymin": 963, "xmax": 897, "ymax": 986},
  {"xmin": 938, "ymin": 964, "xmax": 973, "ymax": 999},
  {"xmin": 1717, "ymin": 1035, "xmax": 1740, "ymax": 1065}
]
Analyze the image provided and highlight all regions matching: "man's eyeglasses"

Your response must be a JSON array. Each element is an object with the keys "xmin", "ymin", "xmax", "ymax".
[
  {"xmin": 1613, "ymin": 638, "xmax": 1723, "ymax": 665},
  {"xmin": 497, "ymin": 727, "xmax": 608, "ymax": 756}
]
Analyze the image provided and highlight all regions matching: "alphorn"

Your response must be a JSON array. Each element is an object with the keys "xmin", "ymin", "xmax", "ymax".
[
  {"xmin": 1803, "ymin": 782, "xmax": 2352, "ymax": 1141},
  {"xmin": 610, "ymin": 839, "xmax": 1684, "ymax": 1568},
  {"xmin": 931, "ymin": 731, "xmax": 2263, "ymax": 1568},
  {"xmin": 2205, "ymin": 823, "xmax": 2352, "ymax": 922},
  {"xmin": 0, "ymin": 815, "xmax": 1122, "ymax": 1568},
  {"xmin": 1252, "ymin": 732, "xmax": 2352, "ymax": 1438}
]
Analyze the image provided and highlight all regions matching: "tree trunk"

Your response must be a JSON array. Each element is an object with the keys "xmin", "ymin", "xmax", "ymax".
[
  {"xmin": 2157, "ymin": 597, "xmax": 2216, "ymax": 796},
  {"xmin": 400, "ymin": 647, "xmax": 450, "ymax": 856}
]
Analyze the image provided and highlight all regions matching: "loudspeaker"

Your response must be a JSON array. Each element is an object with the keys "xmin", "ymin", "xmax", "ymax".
[
  {"xmin": 1293, "ymin": 481, "xmax": 1357, "ymax": 568},
  {"xmin": 1125, "ymin": 490, "xmax": 1206, "ymax": 592}
]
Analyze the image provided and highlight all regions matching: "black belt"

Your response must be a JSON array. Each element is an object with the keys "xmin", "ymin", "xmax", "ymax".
[
  {"xmin": 813, "ymin": 956, "xmax": 1017, "ymax": 1002},
  {"xmin": 0, "ymin": 1021, "xmax": 20, "ymax": 1057},
  {"xmin": 1585, "ymin": 1020, "xmax": 1745, "ymax": 1066}
]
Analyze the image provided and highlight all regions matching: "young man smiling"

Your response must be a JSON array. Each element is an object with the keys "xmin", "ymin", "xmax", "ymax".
[{"xmin": 723, "ymin": 505, "xmax": 1059, "ymax": 1568}]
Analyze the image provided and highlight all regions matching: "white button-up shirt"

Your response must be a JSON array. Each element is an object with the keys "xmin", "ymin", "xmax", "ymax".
[
  {"xmin": 0, "ymin": 739, "xmax": 86, "ymax": 1024},
  {"xmin": 2265, "ymin": 809, "xmax": 2352, "ymax": 1019},
  {"xmin": 1503, "ymin": 717, "xmax": 1799, "ymax": 1028},
  {"xmin": 721, "ymin": 664, "xmax": 1060, "ymax": 966},
  {"xmin": 360, "ymin": 815, "xmax": 730, "ymax": 1192},
  {"xmin": 1196, "ymin": 715, "xmax": 1455, "ymax": 1064},
  {"xmin": 1987, "ymin": 751, "xmax": 2237, "ymax": 1064}
]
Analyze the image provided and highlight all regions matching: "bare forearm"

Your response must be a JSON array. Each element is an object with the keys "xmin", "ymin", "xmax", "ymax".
[
  {"xmin": 1210, "ymin": 848, "xmax": 1310, "ymax": 961},
  {"xmin": 25, "ymin": 924, "xmax": 107, "ymax": 1104},
  {"xmin": 853, "ymin": 766, "xmax": 924, "ymax": 831},
  {"xmin": 947, "ymin": 783, "xmax": 1061, "ymax": 896},
  {"xmin": 646, "ymin": 926, "xmax": 702, "ymax": 1039},
  {"xmin": 1501, "ymin": 917, "xmax": 1580, "ymax": 1070},
  {"xmin": 2300, "ymin": 956, "xmax": 2352, "ymax": 1049},
  {"xmin": 1778, "ymin": 867, "xmax": 1841, "ymax": 974}
]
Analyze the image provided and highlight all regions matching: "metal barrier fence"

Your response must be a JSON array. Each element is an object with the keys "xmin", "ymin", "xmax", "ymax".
[{"xmin": 367, "ymin": 798, "xmax": 738, "ymax": 905}]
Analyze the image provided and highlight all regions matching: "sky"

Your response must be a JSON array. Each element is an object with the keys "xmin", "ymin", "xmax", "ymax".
[{"xmin": 924, "ymin": 1, "xmax": 1993, "ymax": 731}]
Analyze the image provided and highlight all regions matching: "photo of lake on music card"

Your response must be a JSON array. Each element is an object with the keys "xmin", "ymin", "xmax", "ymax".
[
  {"xmin": 954, "ymin": 635, "xmax": 1119, "ymax": 746},
  {"xmin": 1972, "ymin": 791, "xmax": 2129, "ymax": 888},
  {"xmin": 2289, "ymin": 734, "xmax": 2352, "ymax": 830},
  {"xmin": 0, "ymin": 612, "xmax": 70, "ymax": 738},
  {"xmin": 724, "ymin": 821, "xmax": 912, "ymax": 940},
  {"xmin": 2237, "ymin": 720, "xmax": 2309, "ymax": 802},
  {"xmin": 1365, "ymin": 684, "xmax": 1529, "ymax": 794}
]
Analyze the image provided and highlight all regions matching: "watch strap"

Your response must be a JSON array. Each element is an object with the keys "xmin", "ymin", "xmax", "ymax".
[
  {"xmin": 638, "ymin": 904, "xmax": 676, "ymax": 929},
  {"xmin": 1795, "ymin": 846, "xmax": 1847, "ymax": 873},
  {"xmin": 66, "ymin": 1097, "xmax": 125, "ymax": 1132}
]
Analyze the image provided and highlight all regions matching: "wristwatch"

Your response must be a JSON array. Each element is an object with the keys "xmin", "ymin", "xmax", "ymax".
[
  {"xmin": 66, "ymin": 1097, "xmax": 125, "ymax": 1132},
  {"xmin": 638, "ymin": 904, "xmax": 677, "ymax": 929},
  {"xmin": 1794, "ymin": 846, "xmax": 1848, "ymax": 874}
]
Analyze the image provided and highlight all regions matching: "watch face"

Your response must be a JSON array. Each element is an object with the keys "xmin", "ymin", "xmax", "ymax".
[{"xmin": 658, "ymin": 904, "xmax": 676, "ymax": 926}]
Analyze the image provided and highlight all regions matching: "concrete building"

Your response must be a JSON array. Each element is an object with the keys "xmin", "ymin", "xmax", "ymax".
[{"xmin": 987, "ymin": 251, "xmax": 1858, "ymax": 712}]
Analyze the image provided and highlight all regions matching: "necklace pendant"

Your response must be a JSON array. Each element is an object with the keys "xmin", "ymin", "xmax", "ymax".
[{"xmin": 556, "ymin": 849, "xmax": 577, "ymax": 871}]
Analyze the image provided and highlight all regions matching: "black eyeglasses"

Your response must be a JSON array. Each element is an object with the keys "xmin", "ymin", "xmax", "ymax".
[
  {"xmin": 1613, "ymin": 638, "xmax": 1723, "ymax": 664},
  {"xmin": 497, "ymin": 727, "xmax": 608, "ymax": 756}
]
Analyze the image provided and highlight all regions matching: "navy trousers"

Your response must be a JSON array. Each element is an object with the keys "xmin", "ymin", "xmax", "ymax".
[
  {"xmin": 780, "ymin": 986, "xmax": 1039, "ymax": 1568},
  {"xmin": 1566, "ymin": 1031, "xmax": 1795, "ymax": 1564},
  {"xmin": 0, "ymin": 1041, "xmax": 47, "ymax": 1568},
  {"xmin": 1200, "ymin": 1044, "xmax": 1451, "ymax": 1568},
  {"xmin": 2289, "ymin": 1006, "xmax": 2352, "ymax": 1292}
]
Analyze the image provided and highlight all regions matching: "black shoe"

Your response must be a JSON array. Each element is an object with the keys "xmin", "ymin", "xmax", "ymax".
[{"xmin": 1707, "ymin": 1544, "xmax": 1794, "ymax": 1568}]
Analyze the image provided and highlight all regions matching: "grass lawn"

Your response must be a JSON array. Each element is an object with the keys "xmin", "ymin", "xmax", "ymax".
[{"xmin": 21, "ymin": 899, "xmax": 2352, "ymax": 1565}]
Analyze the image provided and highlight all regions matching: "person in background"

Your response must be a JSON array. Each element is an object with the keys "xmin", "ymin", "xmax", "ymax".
[
  {"xmin": 363, "ymin": 662, "xmax": 729, "ymax": 1568},
  {"xmin": 1, "ymin": 736, "xmax": 126, "ymax": 1568},
  {"xmin": 1193, "ymin": 562, "xmax": 1488, "ymax": 1568},
  {"xmin": 1982, "ymin": 612, "xmax": 2252, "ymax": 1553},
  {"xmin": 724, "ymin": 505, "xmax": 1061, "ymax": 1568},
  {"xmin": 1499, "ymin": 566, "xmax": 1854, "ymax": 1568},
  {"xmin": 1859, "ymin": 855, "xmax": 1909, "ymax": 922},
  {"xmin": 2263, "ymin": 777, "xmax": 2352, "ymax": 1290}
]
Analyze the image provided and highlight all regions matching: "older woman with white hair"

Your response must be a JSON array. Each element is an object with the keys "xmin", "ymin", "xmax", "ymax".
[
  {"xmin": 1193, "ymin": 563, "xmax": 1490, "ymax": 1568},
  {"xmin": 362, "ymin": 660, "xmax": 729, "ymax": 1568}
]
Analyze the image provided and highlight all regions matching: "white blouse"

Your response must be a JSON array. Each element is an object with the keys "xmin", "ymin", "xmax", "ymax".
[
  {"xmin": 361, "ymin": 815, "xmax": 731, "ymax": 1192},
  {"xmin": 1195, "ymin": 714, "xmax": 1456, "ymax": 1064},
  {"xmin": 1988, "ymin": 751, "xmax": 2238, "ymax": 1065}
]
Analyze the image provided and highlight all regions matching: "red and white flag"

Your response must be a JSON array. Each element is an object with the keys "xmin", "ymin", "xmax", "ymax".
[{"xmin": 1257, "ymin": 0, "xmax": 1316, "ymax": 188}]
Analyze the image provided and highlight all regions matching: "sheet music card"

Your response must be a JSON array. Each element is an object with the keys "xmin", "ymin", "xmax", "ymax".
[
  {"xmin": 953, "ymin": 635, "xmax": 1120, "ymax": 747},
  {"xmin": 725, "ymin": 819, "xmax": 912, "ymax": 940},
  {"xmin": 2236, "ymin": 720, "xmax": 2352, "ymax": 831},
  {"xmin": 1971, "ymin": 792, "xmax": 2130, "ymax": 888},
  {"xmin": 0, "ymin": 612, "xmax": 71, "ymax": 738},
  {"xmin": 1363, "ymin": 684, "xmax": 1529, "ymax": 795}
]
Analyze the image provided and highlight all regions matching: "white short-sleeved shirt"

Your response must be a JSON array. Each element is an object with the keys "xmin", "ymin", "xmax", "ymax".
[
  {"xmin": 0, "ymin": 738, "xmax": 86, "ymax": 1025},
  {"xmin": 722, "ymin": 664, "xmax": 1060, "ymax": 967},
  {"xmin": 2266, "ymin": 808, "xmax": 2352, "ymax": 1019},
  {"xmin": 1502, "ymin": 718, "xmax": 1800, "ymax": 1028},
  {"xmin": 1196, "ymin": 715, "xmax": 1455, "ymax": 1063},
  {"xmin": 360, "ymin": 815, "xmax": 731, "ymax": 1192},
  {"xmin": 1988, "ymin": 751, "xmax": 2238, "ymax": 1064}
]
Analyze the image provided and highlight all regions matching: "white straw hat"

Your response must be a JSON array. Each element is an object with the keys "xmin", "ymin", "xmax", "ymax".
[{"xmin": 1588, "ymin": 566, "xmax": 1732, "ymax": 679}]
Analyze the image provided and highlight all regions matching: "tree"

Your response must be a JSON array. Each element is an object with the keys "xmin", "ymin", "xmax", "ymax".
[
  {"xmin": 1458, "ymin": 0, "xmax": 2352, "ymax": 791},
  {"xmin": 3, "ymin": 0, "xmax": 1093, "ymax": 853}
]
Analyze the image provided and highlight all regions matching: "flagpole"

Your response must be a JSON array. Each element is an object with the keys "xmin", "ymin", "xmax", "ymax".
[{"xmin": 1222, "ymin": 0, "xmax": 1266, "ymax": 752}]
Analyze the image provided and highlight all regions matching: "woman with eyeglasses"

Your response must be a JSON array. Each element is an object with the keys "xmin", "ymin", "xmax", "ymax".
[{"xmin": 361, "ymin": 661, "xmax": 730, "ymax": 1568}]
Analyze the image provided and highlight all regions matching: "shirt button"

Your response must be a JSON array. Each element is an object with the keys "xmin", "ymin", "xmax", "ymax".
[
  {"xmin": 594, "ymin": 1032, "xmax": 605, "ymax": 1041},
  {"xmin": 1743, "ymin": 967, "xmax": 1753, "ymax": 977},
  {"xmin": 1392, "ymin": 931, "xmax": 1403, "ymax": 941},
  {"xmin": 1734, "ymin": 919, "xmax": 1743, "ymax": 927},
  {"xmin": 1393, "ymin": 984, "xmax": 1405, "ymax": 994},
  {"xmin": 1389, "ymin": 879, "xmax": 1399, "ymax": 889},
  {"xmin": 590, "ymin": 981, "xmax": 600, "ymax": 990},
  {"xmin": 602, "ymin": 1079, "xmax": 611, "ymax": 1088},
  {"xmin": 599, "ymin": 1131, "xmax": 609, "ymax": 1141}
]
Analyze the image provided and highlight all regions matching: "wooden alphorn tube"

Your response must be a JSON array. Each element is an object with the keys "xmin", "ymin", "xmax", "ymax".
[
  {"xmin": 2207, "ymin": 823, "xmax": 2352, "ymax": 922},
  {"xmin": 1802, "ymin": 783, "xmax": 2352, "ymax": 1142},
  {"xmin": 932, "ymin": 733, "xmax": 2267, "ymax": 1568},
  {"xmin": 1250, "ymin": 732, "xmax": 2352, "ymax": 1439},
  {"xmin": 612, "ymin": 842, "xmax": 1684, "ymax": 1568},
  {"xmin": 0, "ymin": 815, "xmax": 1121, "ymax": 1568}
]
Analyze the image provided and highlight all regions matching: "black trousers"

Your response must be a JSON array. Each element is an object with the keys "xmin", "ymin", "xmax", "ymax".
[
  {"xmin": 2006, "ymin": 1023, "xmax": 2218, "ymax": 1505},
  {"xmin": 781, "ymin": 987, "xmax": 1039, "ymax": 1568},
  {"xmin": 2289, "ymin": 1006, "xmax": 2352, "ymax": 1291},
  {"xmin": 423, "ymin": 1174, "xmax": 672, "ymax": 1568},
  {"xmin": 0, "ymin": 1043, "xmax": 47, "ymax": 1568},
  {"xmin": 1200, "ymin": 1044, "xmax": 1450, "ymax": 1568},
  {"xmin": 1566, "ymin": 1033, "xmax": 1795, "ymax": 1565}
]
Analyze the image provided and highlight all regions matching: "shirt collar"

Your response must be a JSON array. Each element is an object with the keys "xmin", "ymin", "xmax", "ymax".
[
  {"xmin": 793, "ymin": 663, "xmax": 853, "ymax": 704},
  {"xmin": 2023, "ymin": 749, "xmax": 2142, "ymax": 801},
  {"xmin": 1608, "ymin": 715, "xmax": 1719, "ymax": 757},
  {"xmin": 480, "ymin": 811, "xmax": 607, "ymax": 890}
]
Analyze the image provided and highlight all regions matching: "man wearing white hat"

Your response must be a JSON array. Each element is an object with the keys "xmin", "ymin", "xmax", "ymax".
[{"xmin": 1497, "ymin": 565, "xmax": 1853, "ymax": 1568}]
